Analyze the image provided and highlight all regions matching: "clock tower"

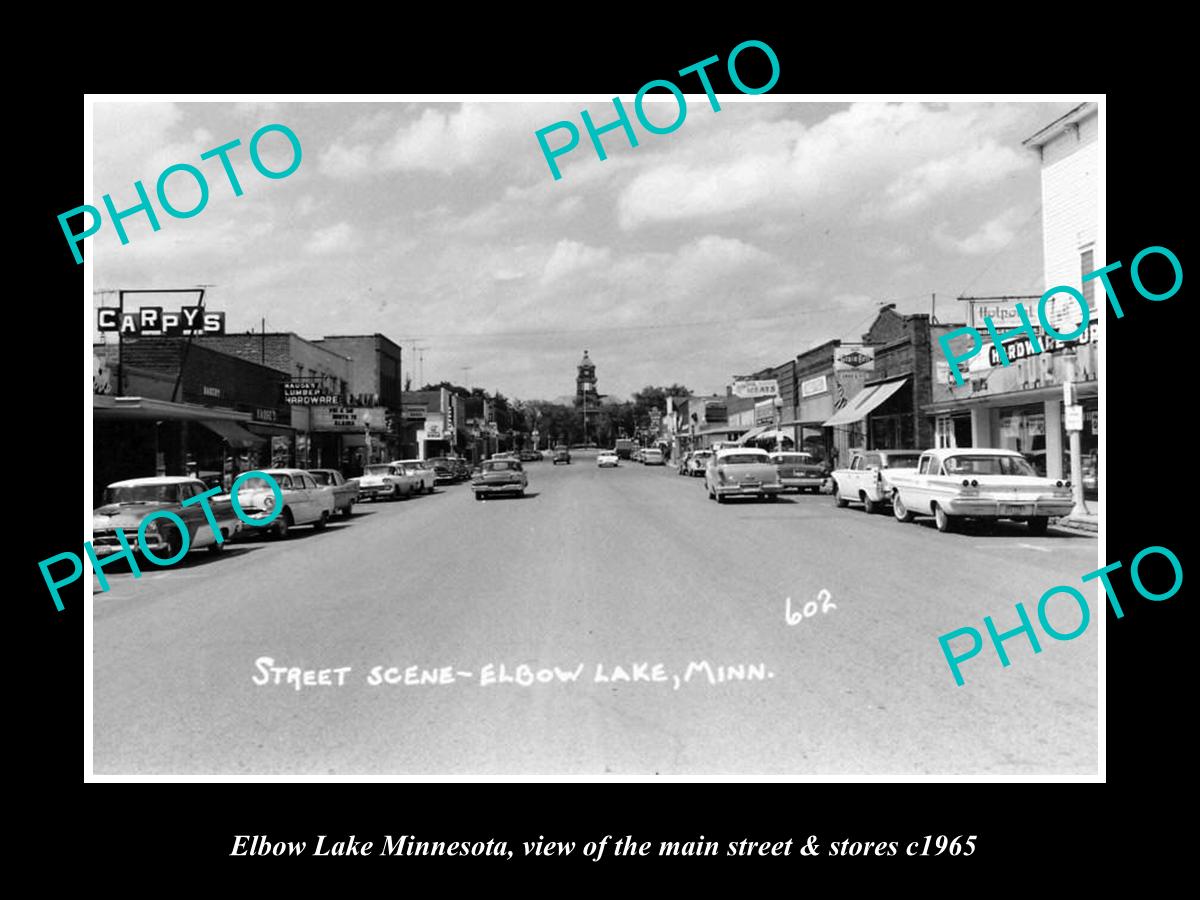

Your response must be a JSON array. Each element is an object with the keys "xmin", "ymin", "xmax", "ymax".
[{"xmin": 575, "ymin": 350, "xmax": 598, "ymax": 407}]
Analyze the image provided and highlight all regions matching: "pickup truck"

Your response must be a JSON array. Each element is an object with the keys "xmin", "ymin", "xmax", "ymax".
[
  {"xmin": 307, "ymin": 468, "xmax": 359, "ymax": 518},
  {"xmin": 830, "ymin": 450, "xmax": 922, "ymax": 514}
]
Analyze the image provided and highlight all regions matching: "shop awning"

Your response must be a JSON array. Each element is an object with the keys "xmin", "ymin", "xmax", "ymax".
[
  {"xmin": 746, "ymin": 429, "xmax": 795, "ymax": 446},
  {"xmin": 199, "ymin": 418, "xmax": 266, "ymax": 448},
  {"xmin": 736, "ymin": 425, "xmax": 772, "ymax": 445},
  {"xmin": 823, "ymin": 378, "xmax": 908, "ymax": 428},
  {"xmin": 695, "ymin": 425, "xmax": 749, "ymax": 436}
]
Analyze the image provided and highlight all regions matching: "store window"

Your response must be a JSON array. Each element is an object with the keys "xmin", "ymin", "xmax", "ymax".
[
  {"xmin": 998, "ymin": 404, "xmax": 1046, "ymax": 475},
  {"xmin": 1066, "ymin": 400, "xmax": 1099, "ymax": 502}
]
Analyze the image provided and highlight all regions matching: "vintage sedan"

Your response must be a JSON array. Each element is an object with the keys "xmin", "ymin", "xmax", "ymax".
[
  {"xmin": 307, "ymin": 468, "xmax": 359, "ymax": 518},
  {"xmin": 233, "ymin": 468, "xmax": 336, "ymax": 538},
  {"xmin": 888, "ymin": 448, "xmax": 1075, "ymax": 534},
  {"xmin": 93, "ymin": 476, "xmax": 242, "ymax": 559},
  {"xmin": 597, "ymin": 450, "xmax": 619, "ymax": 467},
  {"xmin": 472, "ymin": 458, "xmax": 528, "ymax": 499},
  {"xmin": 425, "ymin": 456, "xmax": 461, "ymax": 485},
  {"xmin": 643, "ymin": 448, "xmax": 665, "ymax": 466},
  {"xmin": 769, "ymin": 451, "xmax": 828, "ymax": 493},
  {"xmin": 705, "ymin": 448, "xmax": 784, "ymax": 503},
  {"xmin": 393, "ymin": 459, "xmax": 437, "ymax": 493},
  {"xmin": 552, "ymin": 448, "xmax": 572, "ymax": 465},
  {"xmin": 357, "ymin": 463, "xmax": 416, "ymax": 502},
  {"xmin": 686, "ymin": 450, "xmax": 712, "ymax": 477}
]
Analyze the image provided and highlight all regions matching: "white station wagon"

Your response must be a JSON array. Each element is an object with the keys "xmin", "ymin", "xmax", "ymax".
[{"xmin": 888, "ymin": 448, "xmax": 1074, "ymax": 534}]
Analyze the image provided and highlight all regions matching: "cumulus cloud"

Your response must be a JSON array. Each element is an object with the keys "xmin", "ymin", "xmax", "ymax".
[
  {"xmin": 934, "ymin": 208, "xmax": 1024, "ymax": 255},
  {"xmin": 616, "ymin": 102, "xmax": 1035, "ymax": 229},
  {"xmin": 305, "ymin": 222, "xmax": 355, "ymax": 254},
  {"xmin": 540, "ymin": 239, "xmax": 612, "ymax": 285}
]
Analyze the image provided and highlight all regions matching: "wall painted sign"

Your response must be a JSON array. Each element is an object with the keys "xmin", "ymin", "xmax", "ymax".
[
  {"xmin": 800, "ymin": 375, "xmax": 828, "ymax": 398},
  {"xmin": 731, "ymin": 379, "xmax": 779, "ymax": 399}
]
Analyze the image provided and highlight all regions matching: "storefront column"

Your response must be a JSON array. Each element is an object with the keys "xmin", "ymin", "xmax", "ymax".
[
  {"xmin": 1044, "ymin": 400, "xmax": 1064, "ymax": 481},
  {"xmin": 971, "ymin": 408, "xmax": 993, "ymax": 447}
]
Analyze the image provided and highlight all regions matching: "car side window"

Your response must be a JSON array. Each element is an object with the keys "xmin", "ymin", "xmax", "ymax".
[
  {"xmin": 276, "ymin": 474, "xmax": 293, "ymax": 489},
  {"xmin": 301, "ymin": 474, "xmax": 315, "ymax": 489},
  {"xmin": 918, "ymin": 456, "xmax": 931, "ymax": 475}
]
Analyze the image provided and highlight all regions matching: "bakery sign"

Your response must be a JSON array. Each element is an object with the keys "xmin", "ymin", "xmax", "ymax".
[{"xmin": 833, "ymin": 344, "xmax": 875, "ymax": 372}]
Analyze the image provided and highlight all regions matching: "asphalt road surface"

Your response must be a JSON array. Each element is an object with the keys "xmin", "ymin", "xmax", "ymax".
[{"xmin": 93, "ymin": 452, "xmax": 1100, "ymax": 775}]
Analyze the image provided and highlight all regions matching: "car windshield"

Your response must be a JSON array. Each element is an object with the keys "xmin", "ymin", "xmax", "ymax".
[
  {"xmin": 882, "ymin": 453, "xmax": 921, "ymax": 469},
  {"xmin": 720, "ymin": 454, "xmax": 767, "ymax": 465},
  {"xmin": 364, "ymin": 465, "xmax": 394, "ymax": 476},
  {"xmin": 943, "ymin": 455, "xmax": 1037, "ymax": 477},
  {"xmin": 104, "ymin": 484, "xmax": 182, "ymax": 504},
  {"xmin": 484, "ymin": 461, "xmax": 518, "ymax": 471}
]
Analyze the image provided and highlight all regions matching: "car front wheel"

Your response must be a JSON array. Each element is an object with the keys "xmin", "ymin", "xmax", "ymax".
[
  {"xmin": 274, "ymin": 509, "xmax": 293, "ymax": 539},
  {"xmin": 313, "ymin": 511, "xmax": 329, "ymax": 531},
  {"xmin": 862, "ymin": 494, "xmax": 878, "ymax": 515}
]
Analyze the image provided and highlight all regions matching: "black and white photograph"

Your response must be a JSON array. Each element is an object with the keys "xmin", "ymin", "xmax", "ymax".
[{"xmin": 83, "ymin": 93, "xmax": 1103, "ymax": 777}]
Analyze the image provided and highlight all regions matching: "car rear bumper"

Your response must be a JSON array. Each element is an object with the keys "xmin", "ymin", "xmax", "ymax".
[
  {"xmin": 713, "ymin": 483, "xmax": 784, "ymax": 497},
  {"xmin": 780, "ymin": 476, "xmax": 825, "ymax": 489},
  {"xmin": 473, "ymin": 483, "xmax": 524, "ymax": 494},
  {"xmin": 941, "ymin": 497, "xmax": 1075, "ymax": 517}
]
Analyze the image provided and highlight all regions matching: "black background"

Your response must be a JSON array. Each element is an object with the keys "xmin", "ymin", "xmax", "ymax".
[{"xmin": 19, "ymin": 19, "xmax": 1187, "ymax": 886}]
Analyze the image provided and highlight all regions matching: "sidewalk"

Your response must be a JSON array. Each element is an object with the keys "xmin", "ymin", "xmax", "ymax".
[{"xmin": 1051, "ymin": 499, "xmax": 1100, "ymax": 535}]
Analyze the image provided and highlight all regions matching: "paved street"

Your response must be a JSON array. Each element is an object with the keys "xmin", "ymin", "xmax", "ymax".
[{"xmin": 93, "ymin": 453, "xmax": 1099, "ymax": 775}]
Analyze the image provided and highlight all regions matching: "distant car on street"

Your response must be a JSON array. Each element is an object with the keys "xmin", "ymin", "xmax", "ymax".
[
  {"xmin": 830, "ymin": 450, "xmax": 921, "ymax": 513},
  {"xmin": 769, "ymin": 451, "xmax": 829, "ymax": 494},
  {"xmin": 234, "ymin": 468, "xmax": 336, "ymax": 538},
  {"xmin": 642, "ymin": 448, "xmax": 665, "ymax": 465},
  {"xmin": 472, "ymin": 459, "xmax": 528, "ymax": 500},
  {"xmin": 597, "ymin": 451, "xmax": 619, "ymax": 467},
  {"xmin": 888, "ymin": 448, "xmax": 1074, "ymax": 534},
  {"xmin": 424, "ymin": 457, "xmax": 460, "ymax": 485},
  {"xmin": 552, "ymin": 448, "xmax": 572, "ymax": 465},
  {"xmin": 519, "ymin": 450, "xmax": 541, "ymax": 462},
  {"xmin": 357, "ymin": 463, "xmax": 415, "ymax": 503},
  {"xmin": 393, "ymin": 459, "xmax": 437, "ymax": 493},
  {"xmin": 705, "ymin": 448, "xmax": 784, "ymax": 503},
  {"xmin": 92, "ymin": 476, "xmax": 242, "ymax": 559},
  {"xmin": 307, "ymin": 468, "xmax": 359, "ymax": 518},
  {"xmin": 686, "ymin": 450, "xmax": 712, "ymax": 477}
]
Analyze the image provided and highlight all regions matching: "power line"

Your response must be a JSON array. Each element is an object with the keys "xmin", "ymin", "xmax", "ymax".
[{"xmin": 957, "ymin": 204, "xmax": 1043, "ymax": 297}]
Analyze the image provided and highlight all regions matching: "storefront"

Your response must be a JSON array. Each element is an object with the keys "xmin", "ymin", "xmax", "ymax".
[{"xmin": 927, "ymin": 319, "xmax": 1098, "ymax": 500}]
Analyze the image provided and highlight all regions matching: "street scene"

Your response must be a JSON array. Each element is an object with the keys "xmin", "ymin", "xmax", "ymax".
[
  {"xmin": 89, "ymin": 98, "xmax": 1100, "ymax": 775},
  {"xmin": 94, "ymin": 453, "xmax": 1097, "ymax": 774}
]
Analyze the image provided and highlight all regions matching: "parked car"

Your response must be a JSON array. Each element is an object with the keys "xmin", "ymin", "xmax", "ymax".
[
  {"xmin": 92, "ymin": 476, "xmax": 242, "ymax": 559},
  {"xmin": 424, "ymin": 457, "xmax": 459, "ymax": 485},
  {"xmin": 642, "ymin": 448, "xmax": 665, "ymax": 465},
  {"xmin": 234, "ymin": 468, "xmax": 336, "ymax": 538},
  {"xmin": 705, "ymin": 448, "xmax": 784, "ymax": 503},
  {"xmin": 518, "ymin": 450, "xmax": 541, "ymax": 462},
  {"xmin": 450, "ymin": 457, "xmax": 472, "ymax": 481},
  {"xmin": 632, "ymin": 448, "xmax": 645, "ymax": 463},
  {"xmin": 393, "ymin": 459, "xmax": 437, "ymax": 493},
  {"xmin": 597, "ymin": 450, "xmax": 619, "ymax": 467},
  {"xmin": 768, "ymin": 451, "xmax": 828, "ymax": 494},
  {"xmin": 307, "ymin": 468, "xmax": 359, "ymax": 518},
  {"xmin": 357, "ymin": 463, "xmax": 415, "ymax": 502},
  {"xmin": 552, "ymin": 448, "xmax": 572, "ymax": 465},
  {"xmin": 830, "ymin": 450, "xmax": 921, "ymax": 513},
  {"xmin": 687, "ymin": 450, "xmax": 712, "ymax": 477},
  {"xmin": 472, "ymin": 458, "xmax": 528, "ymax": 500},
  {"xmin": 888, "ymin": 448, "xmax": 1075, "ymax": 534}
]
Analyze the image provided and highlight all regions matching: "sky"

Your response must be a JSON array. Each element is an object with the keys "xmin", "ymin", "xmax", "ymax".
[{"xmin": 91, "ymin": 98, "xmax": 1080, "ymax": 402}]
